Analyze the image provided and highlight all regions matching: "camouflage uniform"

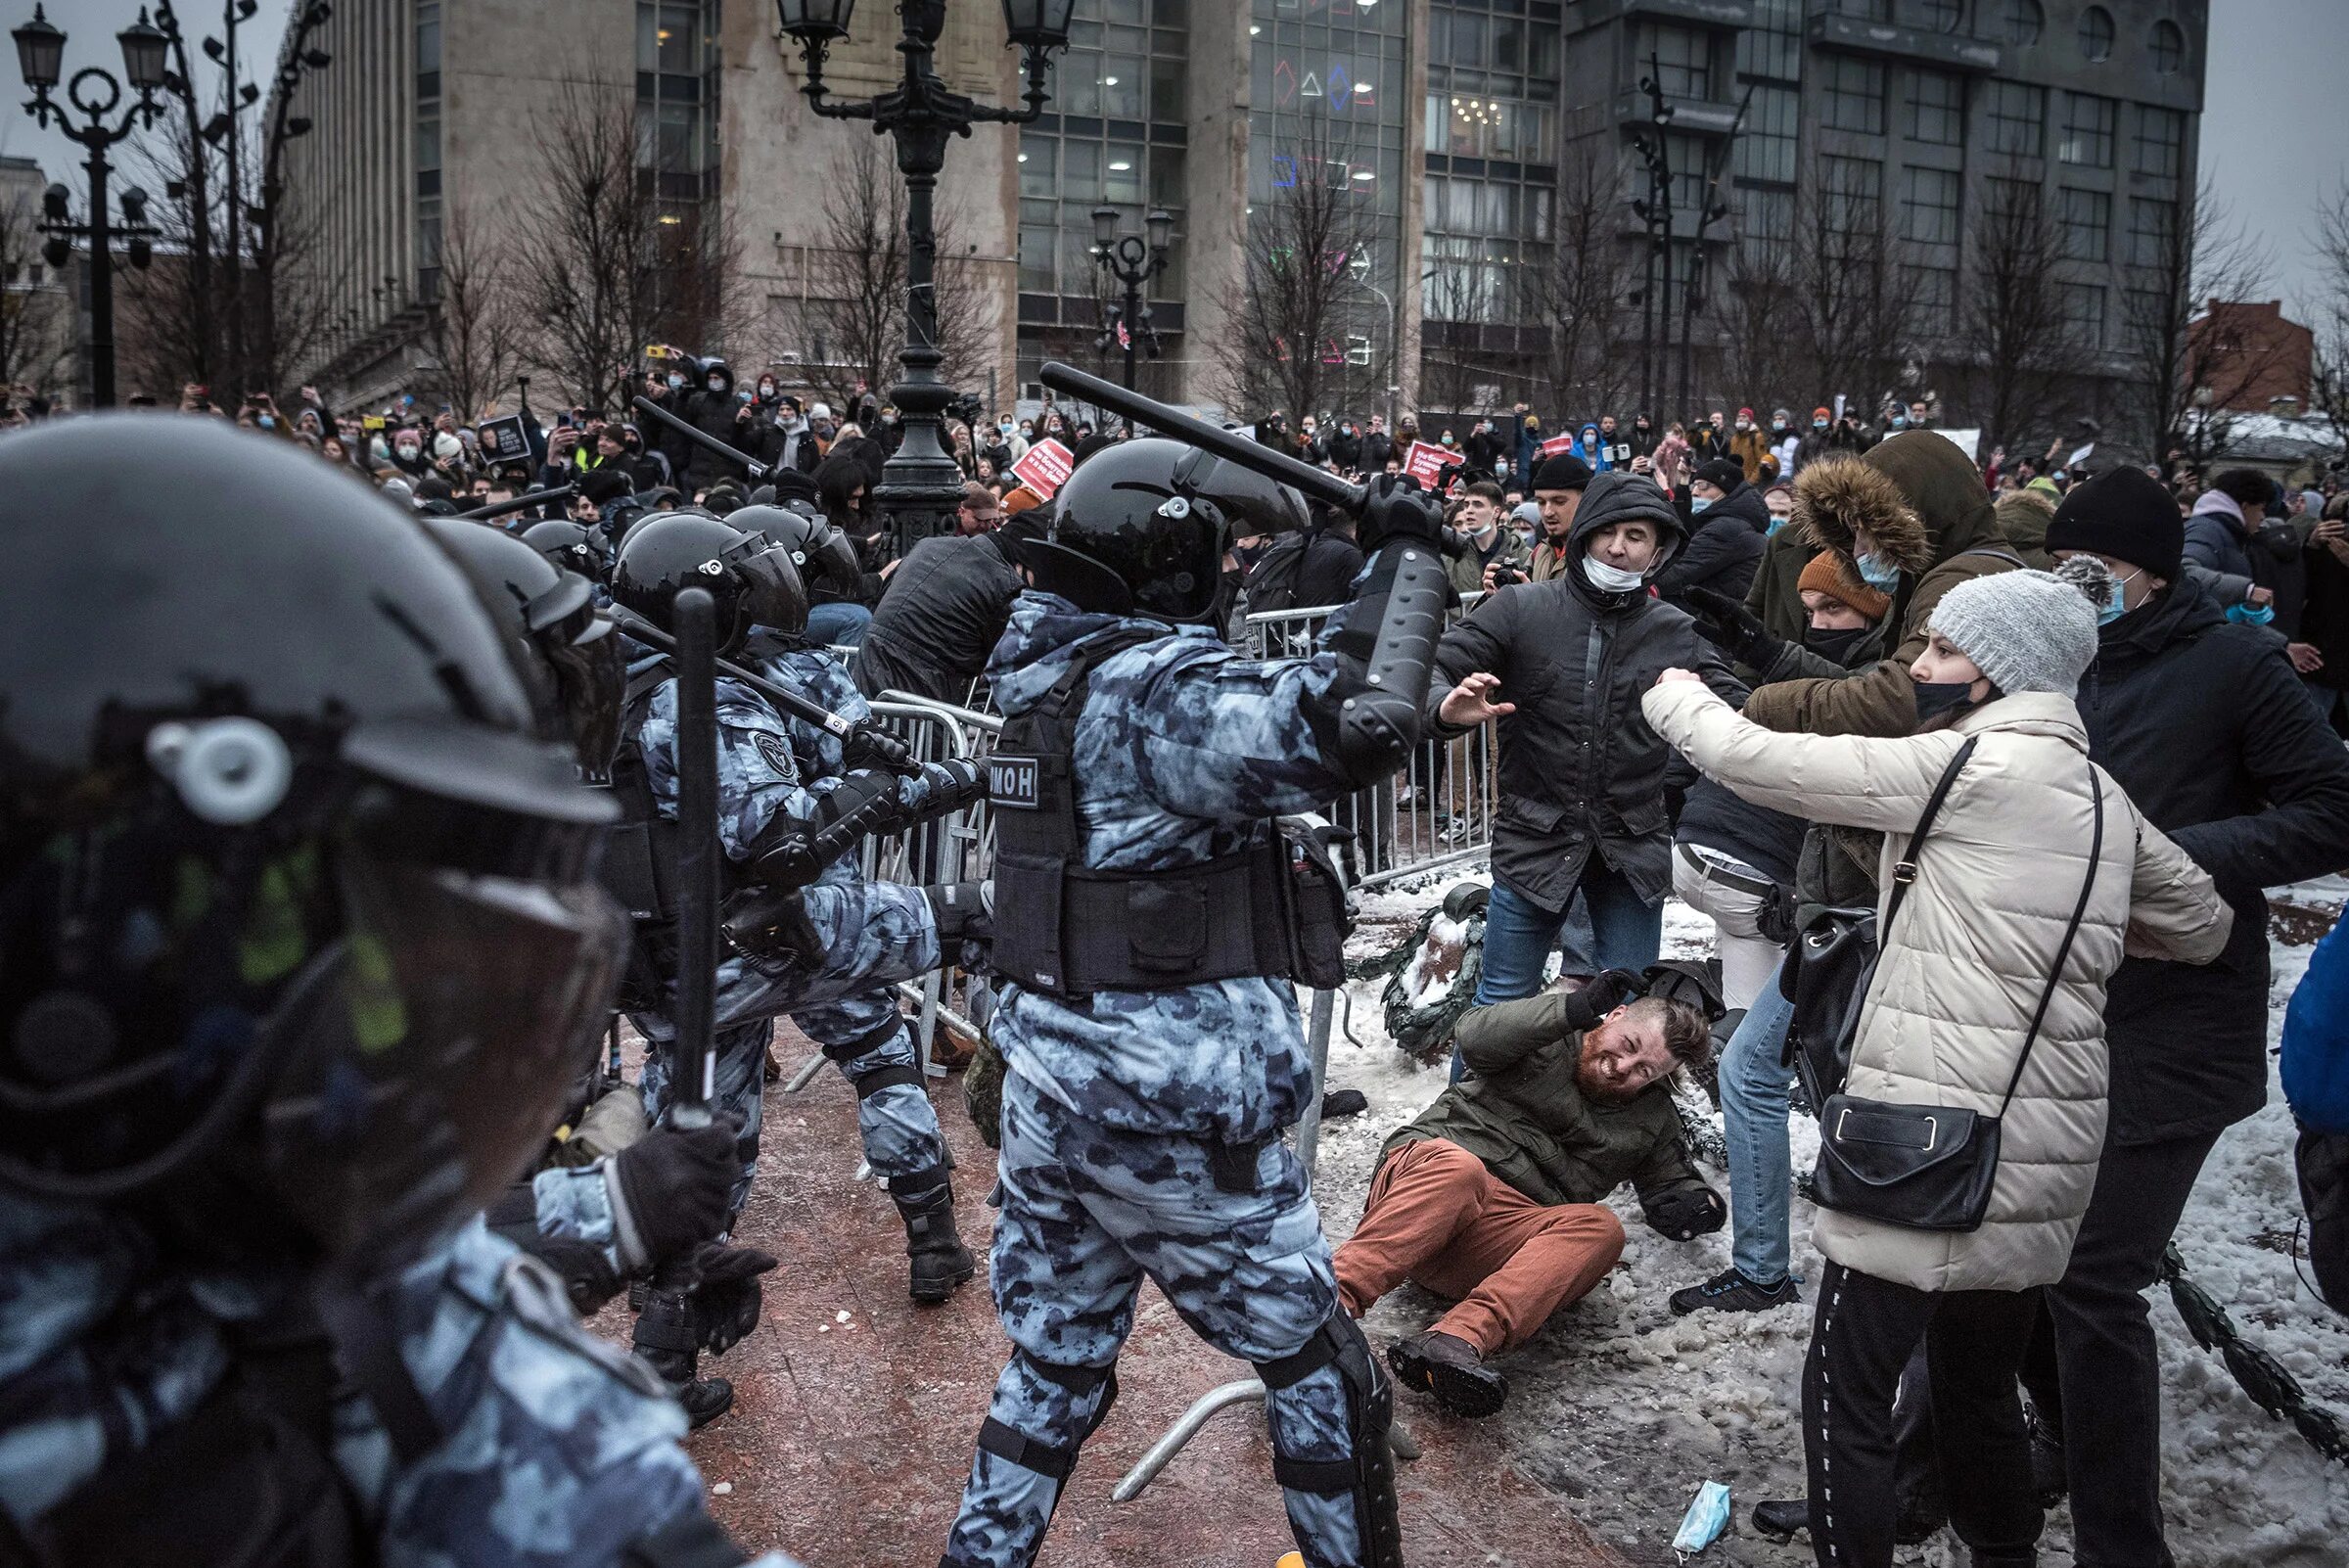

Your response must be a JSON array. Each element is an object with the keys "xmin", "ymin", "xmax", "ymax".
[
  {"xmin": 628, "ymin": 647, "xmax": 952, "ymax": 1211},
  {"xmin": 943, "ymin": 593, "xmax": 1387, "ymax": 1568},
  {"xmin": 0, "ymin": 1193, "xmax": 803, "ymax": 1568}
]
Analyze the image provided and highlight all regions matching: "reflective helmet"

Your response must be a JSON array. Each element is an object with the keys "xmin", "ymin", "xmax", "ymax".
[
  {"xmin": 520, "ymin": 517, "xmax": 611, "ymax": 582},
  {"xmin": 425, "ymin": 518, "xmax": 624, "ymax": 784},
  {"xmin": 610, "ymin": 510, "xmax": 807, "ymax": 655},
  {"xmin": 0, "ymin": 417, "xmax": 624, "ymax": 1266},
  {"xmin": 1020, "ymin": 438, "xmax": 1310, "ymax": 623},
  {"xmin": 724, "ymin": 501, "xmax": 862, "ymax": 608}
]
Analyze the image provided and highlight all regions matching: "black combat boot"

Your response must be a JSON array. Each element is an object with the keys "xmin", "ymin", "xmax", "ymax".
[
  {"xmin": 1386, "ymin": 1329, "xmax": 1508, "ymax": 1418},
  {"xmin": 891, "ymin": 1167, "xmax": 976, "ymax": 1304},
  {"xmin": 632, "ymin": 1286, "xmax": 733, "ymax": 1428}
]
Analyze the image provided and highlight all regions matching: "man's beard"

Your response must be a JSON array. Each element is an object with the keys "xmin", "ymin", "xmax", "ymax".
[{"xmin": 1573, "ymin": 1034, "xmax": 1642, "ymax": 1106}]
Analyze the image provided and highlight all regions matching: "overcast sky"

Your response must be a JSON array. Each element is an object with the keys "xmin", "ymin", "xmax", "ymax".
[{"xmin": 4, "ymin": 0, "xmax": 2345, "ymax": 312}]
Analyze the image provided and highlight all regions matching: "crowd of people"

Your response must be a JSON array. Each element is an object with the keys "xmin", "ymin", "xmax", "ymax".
[{"xmin": 4, "ymin": 346, "xmax": 2348, "ymax": 1568}]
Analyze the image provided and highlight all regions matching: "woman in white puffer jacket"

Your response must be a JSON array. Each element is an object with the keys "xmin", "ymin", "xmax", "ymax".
[{"xmin": 1642, "ymin": 563, "xmax": 2231, "ymax": 1568}]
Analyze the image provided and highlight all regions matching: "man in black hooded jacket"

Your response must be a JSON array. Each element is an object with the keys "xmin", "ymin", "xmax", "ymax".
[{"xmin": 1656, "ymin": 458, "xmax": 1768, "ymax": 609}]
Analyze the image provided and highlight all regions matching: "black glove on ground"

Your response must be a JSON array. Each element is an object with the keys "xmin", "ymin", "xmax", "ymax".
[
  {"xmin": 611, "ymin": 1119, "xmax": 739, "ymax": 1270},
  {"xmin": 692, "ymin": 1242, "xmax": 780, "ymax": 1355},
  {"xmin": 1644, "ymin": 1185, "xmax": 1728, "ymax": 1242},
  {"xmin": 1684, "ymin": 585, "xmax": 1782, "ymax": 671}
]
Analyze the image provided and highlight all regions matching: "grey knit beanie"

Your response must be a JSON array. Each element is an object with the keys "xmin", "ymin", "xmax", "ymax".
[{"xmin": 1928, "ymin": 568, "xmax": 2100, "ymax": 696}]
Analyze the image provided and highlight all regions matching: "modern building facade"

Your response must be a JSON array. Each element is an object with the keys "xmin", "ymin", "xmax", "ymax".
[{"xmin": 282, "ymin": 0, "xmax": 2206, "ymax": 436}]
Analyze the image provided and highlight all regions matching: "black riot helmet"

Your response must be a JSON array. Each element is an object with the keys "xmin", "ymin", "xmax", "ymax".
[
  {"xmin": 425, "ymin": 518, "xmax": 624, "ymax": 784},
  {"xmin": 1018, "ymin": 437, "xmax": 1311, "ymax": 623},
  {"xmin": 723, "ymin": 501, "xmax": 862, "ymax": 611},
  {"xmin": 0, "ymin": 416, "xmax": 626, "ymax": 1268},
  {"xmin": 520, "ymin": 517, "xmax": 612, "ymax": 583},
  {"xmin": 610, "ymin": 509, "xmax": 807, "ymax": 655}
]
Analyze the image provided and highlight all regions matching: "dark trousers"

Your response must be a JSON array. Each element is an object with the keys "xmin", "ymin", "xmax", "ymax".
[
  {"xmin": 2027, "ymin": 1130, "xmax": 2221, "ymax": 1568},
  {"xmin": 1803, "ymin": 1262, "xmax": 2043, "ymax": 1568}
]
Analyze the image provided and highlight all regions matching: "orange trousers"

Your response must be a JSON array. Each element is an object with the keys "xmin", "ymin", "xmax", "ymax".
[{"xmin": 1333, "ymin": 1137, "xmax": 1626, "ymax": 1357}]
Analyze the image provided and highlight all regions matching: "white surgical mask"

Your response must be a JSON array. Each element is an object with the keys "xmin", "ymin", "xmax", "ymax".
[
  {"xmin": 707, "ymin": 377, "xmax": 724, "ymax": 392},
  {"xmin": 1583, "ymin": 556, "xmax": 1647, "ymax": 593}
]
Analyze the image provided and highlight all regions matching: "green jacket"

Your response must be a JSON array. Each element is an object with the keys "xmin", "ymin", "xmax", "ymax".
[{"xmin": 1384, "ymin": 991, "xmax": 1706, "ymax": 1219}]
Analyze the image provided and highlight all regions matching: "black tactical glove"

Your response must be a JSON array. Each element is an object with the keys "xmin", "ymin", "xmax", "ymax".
[
  {"xmin": 1563, "ymin": 968, "xmax": 1646, "ymax": 1031},
  {"xmin": 925, "ymin": 757, "xmax": 988, "ymax": 812},
  {"xmin": 843, "ymin": 721, "xmax": 919, "ymax": 777},
  {"xmin": 610, "ymin": 1118, "xmax": 740, "ymax": 1271},
  {"xmin": 691, "ymin": 1241, "xmax": 780, "ymax": 1355},
  {"xmin": 1643, "ymin": 1185, "xmax": 1728, "ymax": 1242},
  {"xmin": 1684, "ymin": 585, "xmax": 1783, "ymax": 672},
  {"xmin": 1359, "ymin": 473, "xmax": 1445, "ymax": 551},
  {"xmin": 720, "ymin": 884, "xmax": 826, "ymax": 967}
]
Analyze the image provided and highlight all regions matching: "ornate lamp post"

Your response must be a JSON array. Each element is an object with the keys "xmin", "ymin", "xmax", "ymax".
[
  {"xmin": 774, "ymin": 0, "xmax": 1073, "ymax": 555},
  {"xmin": 13, "ymin": 6, "xmax": 168, "ymax": 407},
  {"xmin": 1087, "ymin": 203, "xmax": 1171, "ymax": 397},
  {"xmin": 1625, "ymin": 58, "xmax": 1675, "ymax": 424}
]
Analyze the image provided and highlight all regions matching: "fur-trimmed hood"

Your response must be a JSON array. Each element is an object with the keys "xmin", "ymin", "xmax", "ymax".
[{"xmin": 1796, "ymin": 431, "xmax": 2004, "ymax": 574}]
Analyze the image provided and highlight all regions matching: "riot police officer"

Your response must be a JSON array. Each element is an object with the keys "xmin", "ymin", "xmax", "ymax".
[
  {"xmin": 941, "ymin": 438, "xmax": 1449, "ymax": 1568},
  {"xmin": 0, "ymin": 417, "xmax": 805, "ymax": 1568}
]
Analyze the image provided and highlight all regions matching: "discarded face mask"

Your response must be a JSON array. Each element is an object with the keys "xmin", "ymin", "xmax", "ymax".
[{"xmin": 1672, "ymin": 1479, "xmax": 1731, "ymax": 1559}]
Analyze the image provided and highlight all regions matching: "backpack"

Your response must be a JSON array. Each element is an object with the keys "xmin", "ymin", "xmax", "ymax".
[{"xmin": 1243, "ymin": 530, "xmax": 1314, "ymax": 614}]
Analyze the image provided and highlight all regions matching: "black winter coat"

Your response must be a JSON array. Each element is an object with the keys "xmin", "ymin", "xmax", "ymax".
[
  {"xmin": 852, "ymin": 531, "xmax": 1023, "ymax": 704},
  {"xmin": 1654, "ymin": 482, "xmax": 1768, "ymax": 608},
  {"xmin": 2083, "ymin": 580, "xmax": 2349, "ymax": 1145},
  {"xmin": 678, "ymin": 382, "xmax": 750, "ymax": 491},
  {"xmin": 1427, "ymin": 472, "xmax": 1742, "ymax": 912}
]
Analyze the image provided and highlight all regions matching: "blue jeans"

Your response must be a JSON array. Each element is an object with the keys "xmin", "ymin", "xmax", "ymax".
[
  {"xmin": 806, "ymin": 600, "xmax": 872, "ymax": 649},
  {"xmin": 1719, "ymin": 956, "xmax": 1799, "ymax": 1284},
  {"xmin": 1458, "ymin": 862, "xmax": 1663, "ymax": 1081}
]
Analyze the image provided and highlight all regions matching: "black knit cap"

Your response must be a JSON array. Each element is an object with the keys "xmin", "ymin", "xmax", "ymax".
[
  {"xmin": 1532, "ymin": 452, "xmax": 1593, "ymax": 492},
  {"xmin": 1693, "ymin": 458, "xmax": 1745, "ymax": 492},
  {"xmin": 2045, "ymin": 465, "xmax": 2184, "ymax": 579}
]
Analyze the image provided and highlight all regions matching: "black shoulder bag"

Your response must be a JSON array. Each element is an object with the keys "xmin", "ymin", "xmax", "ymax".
[
  {"xmin": 1812, "ymin": 762, "xmax": 2105, "ymax": 1233},
  {"xmin": 1780, "ymin": 738, "xmax": 1978, "ymax": 1112}
]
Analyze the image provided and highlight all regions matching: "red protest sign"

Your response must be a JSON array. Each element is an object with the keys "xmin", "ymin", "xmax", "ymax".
[
  {"xmin": 1538, "ymin": 433, "xmax": 1579, "ymax": 458},
  {"xmin": 1009, "ymin": 438, "xmax": 1076, "ymax": 501},
  {"xmin": 1403, "ymin": 440, "xmax": 1451, "ymax": 487}
]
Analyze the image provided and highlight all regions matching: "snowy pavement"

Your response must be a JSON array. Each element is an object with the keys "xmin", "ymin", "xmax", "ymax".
[{"xmin": 1315, "ymin": 871, "xmax": 2349, "ymax": 1567}]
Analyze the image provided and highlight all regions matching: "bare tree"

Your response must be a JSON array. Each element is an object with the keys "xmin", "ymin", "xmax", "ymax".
[
  {"xmin": 1717, "ymin": 230, "xmax": 1807, "ymax": 421},
  {"xmin": 418, "ymin": 199, "xmax": 526, "ymax": 421},
  {"xmin": 2117, "ymin": 180, "xmax": 2280, "ymax": 469},
  {"xmin": 804, "ymin": 140, "xmax": 987, "ymax": 412},
  {"xmin": 2307, "ymin": 181, "xmax": 2349, "ymax": 456},
  {"xmin": 1217, "ymin": 121, "xmax": 1388, "ymax": 427},
  {"xmin": 0, "ymin": 185, "xmax": 73, "ymax": 396},
  {"xmin": 1790, "ymin": 168, "xmax": 1922, "ymax": 415},
  {"xmin": 1959, "ymin": 178, "xmax": 2079, "ymax": 456},
  {"xmin": 1527, "ymin": 143, "xmax": 1636, "ymax": 420}
]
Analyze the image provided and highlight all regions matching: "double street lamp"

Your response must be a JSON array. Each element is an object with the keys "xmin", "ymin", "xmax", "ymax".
[
  {"xmin": 1088, "ymin": 203, "xmax": 1171, "ymax": 397},
  {"xmin": 13, "ymin": 5, "xmax": 168, "ymax": 408},
  {"xmin": 774, "ymin": 0, "xmax": 1074, "ymax": 555}
]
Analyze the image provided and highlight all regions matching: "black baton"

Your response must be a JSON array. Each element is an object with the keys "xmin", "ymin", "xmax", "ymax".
[
  {"xmin": 668, "ymin": 585, "xmax": 720, "ymax": 1130},
  {"xmin": 631, "ymin": 394, "xmax": 772, "ymax": 483}
]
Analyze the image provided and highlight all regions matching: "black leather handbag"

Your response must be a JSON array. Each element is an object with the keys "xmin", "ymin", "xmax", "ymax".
[
  {"xmin": 1812, "ymin": 762, "xmax": 2105, "ymax": 1233},
  {"xmin": 1781, "ymin": 739, "xmax": 1978, "ymax": 1111}
]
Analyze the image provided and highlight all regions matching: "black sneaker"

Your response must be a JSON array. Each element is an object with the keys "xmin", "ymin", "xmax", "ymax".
[
  {"xmin": 1386, "ymin": 1329, "xmax": 1508, "ymax": 1418},
  {"xmin": 1669, "ymin": 1267, "xmax": 1799, "ymax": 1316},
  {"xmin": 1751, "ymin": 1499, "xmax": 1807, "ymax": 1539}
]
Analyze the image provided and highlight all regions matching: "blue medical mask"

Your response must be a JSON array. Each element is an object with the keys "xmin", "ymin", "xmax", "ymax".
[
  {"xmin": 1890, "ymin": 414, "xmax": 1911, "ymax": 430},
  {"xmin": 1813, "ymin": 419, "xmax": 1828, "ymax": 431},
  {"xmin": 2227, "ymin": 600, "xmax": 2276, "ymax": 626},
  {"xmin": 667, "ymin": 373, "xmax": 685, "ymax": 389},
  {"xmin": 256, "ymin": 414, "xmax": 275, "ymax": 430},
  {"xmin": 1674, "ymin": 1481, "xmax": 1732, "ymax": 1557},
  {"xmin": 2095, "ymin": 567, "xmax": 2142, "ymax": 626},
  {"xmin": 1689, "ymin": 496, "xmax": 1713, "ymax": 514},
  {"xmin": 1855, "ymin": 551, "xmax": 1901, "ymax": 588},
  {"xmin": 1766, "ymin": 514, "xmax": 1788, "ymax": 536}
]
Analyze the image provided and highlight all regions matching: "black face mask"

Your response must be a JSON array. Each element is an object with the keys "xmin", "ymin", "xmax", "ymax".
[
  {"xmin": 1803, "ymin": 624, "xmax": 1874, "ymax": 667},
  {"xmin": 1911, "ymin": 679, "xmax": 1984, "ymax": 727}
]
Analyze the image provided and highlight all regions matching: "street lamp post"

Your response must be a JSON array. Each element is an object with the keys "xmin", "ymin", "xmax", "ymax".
[
  {"xmin": 13, "ymin": 6, "xmax": 167, "ymax": 408},
  {"xmin": 773, "ymin": 0, "xmax": 1073, "ymax": 557},
  {"xmin": 1626, "ymin": 59, "xmax": 1675, "ymax": 424},
  {"xmin": 1087, "ymin": 204, "xmax": 1171, "ymax": 401}
]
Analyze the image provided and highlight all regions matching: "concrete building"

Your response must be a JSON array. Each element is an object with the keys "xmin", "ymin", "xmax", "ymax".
[
  {"xmin": 285, "ymin": 0, "xmax": 2206, "ymax": 437},
  {"xmin": 0, "ymin": 156, "xmax": 81, "ymax": 407}
]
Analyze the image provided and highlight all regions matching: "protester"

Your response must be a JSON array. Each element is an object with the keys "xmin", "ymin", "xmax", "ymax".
[
  {"xmin": 1648, "ymin": 564, "xmax": 2231, "ymax": 1568},
  {"xmin": 1655, "ymin": 458, "xmax": 1767, "ymax": 608},
  {"xmin": 1440, "ymin": 481, "xmax": 1527, "ymax": 594},
  {"xmin": 1523, "ymin": 451, "xmax": 1593, "ymax": 581}
]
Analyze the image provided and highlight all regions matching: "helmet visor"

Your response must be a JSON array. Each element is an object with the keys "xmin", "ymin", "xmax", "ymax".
[{"xmin": 727, "ymin": 534, "xmax": 808, "ymax": 640}]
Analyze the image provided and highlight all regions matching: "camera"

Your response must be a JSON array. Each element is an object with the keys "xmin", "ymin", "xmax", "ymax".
[
  {"xmin": 1611, "ymin": 443, "xmax": 1634, "ymax": 464},
  {"xmin": 1488, "ymin": 565, "xmax": 1526, "ymax": 588},
  {"xmin": 945, "ymin": 392, "xmax": 986, "ymax": 428}
]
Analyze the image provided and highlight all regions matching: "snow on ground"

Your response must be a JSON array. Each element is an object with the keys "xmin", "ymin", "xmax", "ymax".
[{"xmin": 1313, "ymin": 870, "xmax": 2349, "ymax": 1567}]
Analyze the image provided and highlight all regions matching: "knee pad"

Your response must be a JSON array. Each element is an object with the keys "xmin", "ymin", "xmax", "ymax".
[
  {"xmin": 827, "ymin": 1019, "xmax": 920, "ymax": 1100},
  {"xmin": 978, "ymin": 1352, "xmax": 1122, "ymax": 1485},
  {"xmin": 1254, "ymin": 1315, "xmax": 1405, "ymax": 1568}
]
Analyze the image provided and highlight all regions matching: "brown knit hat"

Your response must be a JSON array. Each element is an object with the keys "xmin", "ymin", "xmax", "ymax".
[{"xmin": 1797, "ymin": 551, "xmax": 1891, "ymax": 622}]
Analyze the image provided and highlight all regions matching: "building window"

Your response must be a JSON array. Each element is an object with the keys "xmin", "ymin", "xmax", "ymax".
[
  {"xmin": 2128, "ymin": 196, "xmax": 2177, "ymax": 268},
  {"xmin": 1821, "ymin": 155, "xmax": 1884, "ymax": 235},
  {"xmin": 2149, "ymin": 19, "xmax": 2186, "ymax": 75},
  {"xmin": 1635, "ymin": 23, "xmax": 1712, "ymax": 102},
  {"xmin": 2059, "ymin": 281, "xmax": 2106, "ymax": 347},
  {"xmin": 2134, "ymin": 105, "xmax": 2185, "ymax": 178},
  {"xmin": 1736, "ymin": 15, "xmax": 1801, "ymax": 82},
  {"xmin": 2058, "ymin": 91, "xmax": 2115, "ymax": 167},
  {"xmin": 2078, "ymin": 5, "xmax": 2114, "ymax": 62},
  {"xmin": 1837, "ymin": 0, "xmax": 1892, "ymax": 19},
  {"xmin": 1912, "ymin": 0, "xmax": 1961, "ymax": 34},
  {"xmin": 2058, "ymin": 187, "xmax": 2111, "ymax": 262},
  {"xmin": 1903, "ymin": 166, "xmax": 1960, "ymax": 246},
  {"xmin": 1905, "ymin": 263, "xmax": 1958, "ymax": 331},
  {"xmin": 1906, "ymin": 69, "xmax": 1964, "ymax": 146},
  {"xmin": 1822, "ymin": 56, "xmax": 1885, "ymax": 135},
  {"xmin": 1733, "ymin": 81, "xmax": 1801, "ymax": 184},
  {"xmin": 415, "ymin": 0, "xmax": 441, "ymax": 298},
  {"xmin": 636, "ymin": 1, "xmax": 719, "ymax": 202},
  {"xmin": 1427, "ymin": 94, "xmax": 1554, "ymax": 163},
  {"xmin": 2002, "ymin": 0, "xmax": 2043, "ymax": 44},
  {"xmin": 1984, "ymin": 79, "xmax": 2045, "ymax": 157},
  {"xmin": 1741, "ymin": 187, "xmax": 1795, "ymax": 244}
]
